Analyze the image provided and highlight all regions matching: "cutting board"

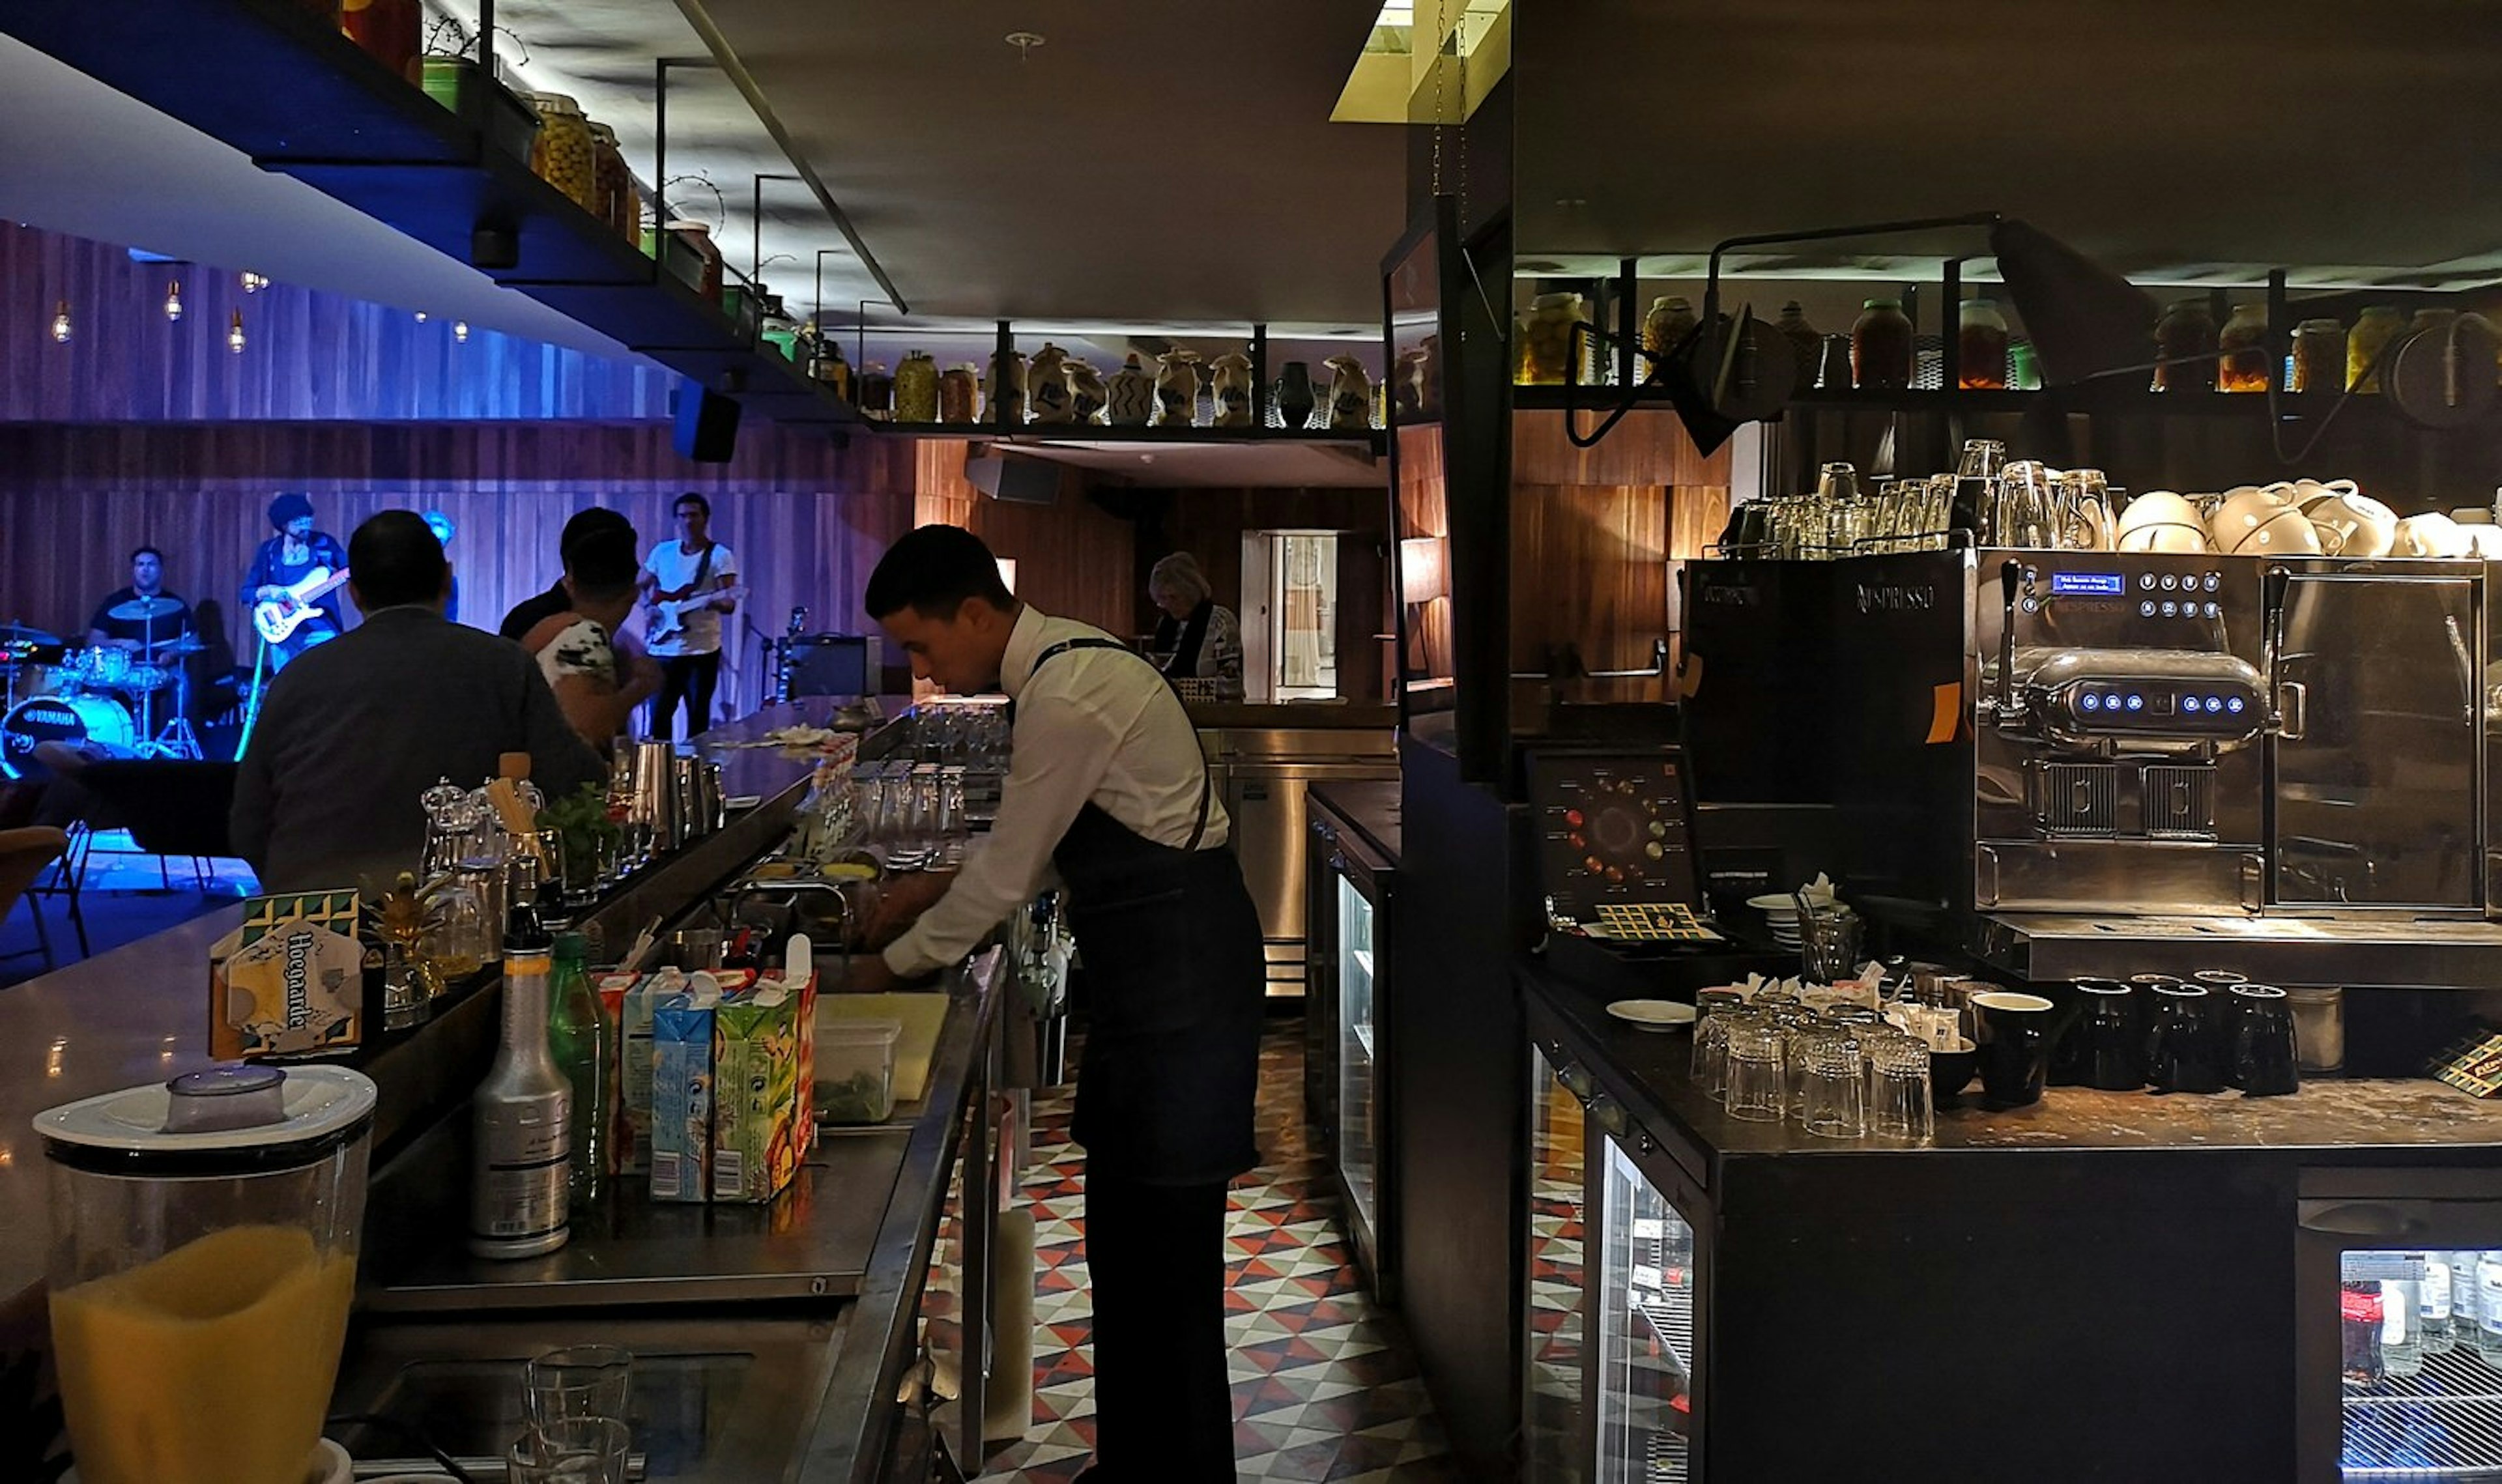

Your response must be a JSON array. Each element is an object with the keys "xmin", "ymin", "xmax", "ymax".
[{"xmin": 817, "ymin": 992, "xmax": 951, "ymax": 1102}]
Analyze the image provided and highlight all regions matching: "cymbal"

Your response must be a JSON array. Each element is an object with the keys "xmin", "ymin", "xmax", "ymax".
[
  {"xmin": 0, "ymin": 623, "xmax": 62, "ymax": 646},
  {"xmin": 145, "ymin": 635, "xmax": 208, "ymax": 655},
  {"xmin": 108, "ymin": 595, "xmax": 186, "ymax": 623}
]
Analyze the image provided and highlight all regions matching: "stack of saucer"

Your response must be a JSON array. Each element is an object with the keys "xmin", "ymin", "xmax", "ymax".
[{"xmin": 1747, "ymin": 890, "xmax": 1835, "ymax": 950}]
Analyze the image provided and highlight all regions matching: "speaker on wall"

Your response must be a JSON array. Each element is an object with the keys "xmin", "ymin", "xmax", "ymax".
[
  {"xmin": 962, "ymin": 449, "xmax": 1061, "ymax": 506},
  {"xmin": 674, "ymin": 382, "xmax": 743, "ymax": 463}
]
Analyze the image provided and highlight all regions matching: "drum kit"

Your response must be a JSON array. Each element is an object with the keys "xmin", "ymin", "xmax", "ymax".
[{"xmin": 1, "ymin": 597, "xmax": 206, "ymax": 778}]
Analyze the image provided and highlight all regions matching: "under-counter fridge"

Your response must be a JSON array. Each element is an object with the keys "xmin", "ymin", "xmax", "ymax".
[
  {"xmin": 2300, "ymin": 1171, "xmax": 2502, "ymax": 1481},
  {"xmin": 1307, "ymin": 786, "xmax": 1400, "ymax": 1302}
]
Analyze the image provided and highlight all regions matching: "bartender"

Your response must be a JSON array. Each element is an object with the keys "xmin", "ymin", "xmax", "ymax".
[
  {"xmin": 1146, "ymin": 551, "xmax": 1244, "ymax": 700},
  {"xmin": 854, "ymin": 524, "xmax": 1261, "ymax": 1481}
]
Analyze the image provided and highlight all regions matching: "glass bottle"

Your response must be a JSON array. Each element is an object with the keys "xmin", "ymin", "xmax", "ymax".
[
  {"xmin": 1641, "ymin": 296, "xmax": 1700, "ymax": 367},
  {"xmin": 2216, "ymin": 304, "xmax": 2272, "ymax": 393},
  {"xmin": 2421, "ymin": 1253, "xmax": 2457, "ymax": 1354},
  {"xmin": 894, "ymin": 350, "xmax": 941, "ymax": 423},
  {"xmin": 2479, "ymin": 1251, "xmax": 2502, "ymax": 1365},
  {"xmin": 545, "ymin": 932, "xmax": 607, "ymax": 1205},
  {"xmin": 2384, "ymin": 1275, "xmax": 2424, "ymax": 1377},
  {"xmin": 1850, "ymin": 298, "xmax": 1914, "ymax": 390},
  {"xmin": 2151, "ymin": 296, "xmax": 2218, "ymax": 392},
  {"xmin": 1957, "ymin": 298, "xmax": 2011, "ymax": 390},
  {"xmin": 469, "ymin": 899, "xmax": 570, "ymax": 1259},
  {"xmin": 857, "ymin": 362, "xmax": 893, "ymax": 420},
  {"xmin": 2341, "ymin": 1279, "xmax": 2386, "ymax": 1386},
  {"xmin": 2290, "ymin": 319, "xmax": 2348, "ymax": 393},
  {"xmin": 2348, "ymin": 306, "xmax": 2406, "ymax": 394},
  {"xmin": 1773, "ymin": 302, "xmax": 1821, "ymax": 393}
]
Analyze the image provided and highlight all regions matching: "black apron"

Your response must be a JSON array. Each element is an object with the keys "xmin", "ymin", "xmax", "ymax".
[{"xmin": 1029, "ymin": 638, "xmax": 1265, "ymax": 1186}]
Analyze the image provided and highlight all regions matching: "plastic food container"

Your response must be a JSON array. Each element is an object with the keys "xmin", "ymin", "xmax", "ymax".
[{"xmin": 815, "ymin": 1016, "xmax": 902, "ymax": 1124}]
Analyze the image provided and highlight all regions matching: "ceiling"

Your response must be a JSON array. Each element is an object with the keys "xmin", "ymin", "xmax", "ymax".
[
  {"xmin": 1516, "ymin": 0, "xmax": 2502, "ymax": 291},
  {"xmin": 0, "ymin": 32, "xmax": 645, "ymax": 356}
]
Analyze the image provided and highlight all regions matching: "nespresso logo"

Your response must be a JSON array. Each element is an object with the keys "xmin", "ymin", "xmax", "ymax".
[
  {"xmin": 1697, "ymin": 582, "xmax": 1762, "ymax": 607},
  {"xmin": 1856, "ymin": 581, "xmax": 1937, "ymax": 614}
]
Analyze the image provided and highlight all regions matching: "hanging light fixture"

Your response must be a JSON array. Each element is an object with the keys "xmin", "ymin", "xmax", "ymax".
[
  {"xmin": 240, "ymin": 270, "xmax": 266, "ymax": 294},
  {"xmin": 453, "ymin": 321, "xmax": 470, "ymax": 343},
  {"xmin": 227, "ymin": 310, "xmax": 246, "ymax": 354},
  {"xmin": 164, "ymin": 279, "xmax": 184, "ymax": 321},
  {"xmin": 414, "ymin": 311, "xmax": 428, "ymax": 322},
  {"xmin": 50, "ymin": 300, "xmax": 71, "ymax": 343}
]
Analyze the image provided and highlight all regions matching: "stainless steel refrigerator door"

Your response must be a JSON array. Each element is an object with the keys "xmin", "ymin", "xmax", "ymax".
[
  {"xmin": 1337, "ymin": 869, "xmax": 1384, "ymax": 1277},
  {"xmin": 2297, "ymin": 1172, "xmax": 2502, "ymax": 1482},
  {"xmin": 1595, "ymin": 1123, "xmax": 1703, "ymax": 1482},
  {"xmin": 2273, "ymin": 571, "xmax": 2483, "ymax": 909}
]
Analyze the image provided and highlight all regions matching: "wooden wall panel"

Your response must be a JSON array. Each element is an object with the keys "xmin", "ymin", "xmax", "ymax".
[
  {"xmin": 1512, "ymin": 406, "xmax": 1727, "ymax": 488},
  {"xmin": 0, "ymin": 223, "xmax": 671, "ymax": 422},
  {"xmin": 0, "ymin": 423, "xmax": 915, "ymax": 719},
  {"xmin": 908, "ymin": 439, "xmax": 1135, "ymax": 638},
  {"xmin": 1510, "ymin": 485, "xmax": 1671, "ymax": 681}
]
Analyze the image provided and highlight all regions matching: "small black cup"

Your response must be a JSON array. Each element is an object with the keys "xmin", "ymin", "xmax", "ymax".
[
  {"xmin": 2229, "ymin": 984, "xmax": 2300, "ymax": 1096},
  {"xmin": 2072, "ymin": 978, "xmax": 2145, "ymax": 1091},
  {"xmin": 1972, "ymin": 991, "xmax": 2055, "ymax": 1108},
  {"xmin": 2146, "ymin": 984, "xmax": 2225, "ymax": 1093}
]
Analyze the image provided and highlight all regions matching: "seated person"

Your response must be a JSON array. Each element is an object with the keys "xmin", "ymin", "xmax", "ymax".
[{"xmin": 521, "ymin": 524, "xmax": 663, "ymax": 751}]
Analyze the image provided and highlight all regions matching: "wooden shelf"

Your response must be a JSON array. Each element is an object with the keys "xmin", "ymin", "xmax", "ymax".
[
  {"xmin": 3, "ymin": 0, "xmax": 862, "ymax": 432},
  {"xmin": 870, "ymin": 420, "xmax": 1388, "ymax": 452},
  {"xmin": 1512, "ymin": 381, "xmax": 2459, "ymax": 423}
]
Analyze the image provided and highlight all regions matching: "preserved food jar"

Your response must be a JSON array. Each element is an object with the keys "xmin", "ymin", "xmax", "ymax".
[
  {"xmin": 2152, "ymin": 296, "xmax": 2218, "ymax": 392},
  {"xmin": 1641, "ymin": 296, "xmax": 1699, "ymax": 368},
  {"xmin": 940, "ymin": 363, "xmax": 979, "ymax": 423},
  {"xmin": 857, "ymin": 362, "xmax": 893, "ymax": 420},
  {"xmin": 339, "ymin": 0, "xmax": 420, "ymax": 81},
  {"xmin": 2217, "ymin": 304, "xmax": 2272, "ymax": 393},
  {"xmin": 1957, "ymin": 298, "xmax": 2010, "ymax": 390},
  {"xmin": 894, "ymin": 351, "xmax": 940, "ymax": 423},
  {"xmin": 2291, "ymin": 319, "xmax": 2348, "ymax": 393},
  {"xmin": 2347, "ymin": 306, "xmax": 2404, "ymax": 394},
  {"xmin": 1850, "ymin": 298, "xmax": 1914, "ymax": 390},
  {"xmin": 1773, "ymin": 301, "xmax": 1820, "ymax": 393},
  {"xmin": 809, "ymin": 337, "xmax": 854, "ymax": 401},
  {"xmin": 664, "ymin": 222, "xmax": 724, "ymax": 306},
  {"xmin": 526, "ymin": 93, "xmax": 598, "ymax": 214},
  {"xmin": 1519, "ymin": 292, "xmax": 1586, "ymax": 386},
  {"xmin": 588, "ymin": 123, "xmax": 634, "ymax": 242}
]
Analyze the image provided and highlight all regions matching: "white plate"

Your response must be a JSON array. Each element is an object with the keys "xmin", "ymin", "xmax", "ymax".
[
  {"xmin": 1607, "ymin": 999, "xmax": 1698, "ymax": 1031},
  {"xmin": 1749, "ymin": 891, "xmax": 1833, "ymax": 913}
]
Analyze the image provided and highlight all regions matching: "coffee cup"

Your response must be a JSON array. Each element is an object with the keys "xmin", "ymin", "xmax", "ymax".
[
  {"xmin": 1971, "ymin": 991, "xmax": 2054, "ymax": 1107},
  {"xmin": 2146, "ymin": 983, "xmax": 2226, "ymax": 1093}
]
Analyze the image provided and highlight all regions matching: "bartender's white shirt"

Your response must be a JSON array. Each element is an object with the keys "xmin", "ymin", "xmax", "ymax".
[{"xmin": 884, "ymin": 605, "xmax": 1231, "ymax": 978}]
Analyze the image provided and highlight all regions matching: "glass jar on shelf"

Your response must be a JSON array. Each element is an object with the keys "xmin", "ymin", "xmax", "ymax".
[
  {"xmin": 1850, "ymin": 298, "xmax": 1914, "ymax": 390},
  {"xmin": 588, "ymin": 123, "xmax": 635, "ymax": 242},
  {"xmin": 2152, "ymin": 296, "xmax": 2218, "ymax": 392},
  {"xmin": 2291, "ymin": 319, "xmax": 2348, "ymax": 393},
  {"xmin": 339, "ymin": 0, "xmax": 420, "ymax": 82},
  {"xmin": 894, "ymin": 350, "xmax": 941, "ymax": 423},
  {"xmin": 1641, "ymin": 296, "xmax": 1699, "ymax": 369},
  {"xmin": 525, "ymin": 93, "xmax": 598, "ymax": 214},
  {"xmin": 940, "ymin": 363, "xmax": 980, "ymax": 423},
  {"xmin": 1957, "ymin": 298, "xmax": 2010, "ymax": 390},
  {"xmin": 2217, "ymin": 304, "xmax": 2272, "ymax": 392},
  {"xmin": 857, "ymin": 362, "xmax": 893, "ymax": 420},
  {"xmin": 664, "ymin": 222, "xmax": 725, "ymax": 306},
  {"xmin": 1773, "ymin": 301, "xmax": 1820, "ymax": 393},
  {"xmin": 1518, "ymin": 292, "xmax": 1587, "ymax": 386},
  {"xmin": 2346, "ymin": 306, "xmax": 2405, "ymax": 393},
  {"xmin": 809, "ymin": 337, "xmax": 854, "ymax": 401}
]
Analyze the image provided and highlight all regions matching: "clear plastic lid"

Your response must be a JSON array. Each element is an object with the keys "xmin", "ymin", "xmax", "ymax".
[{"xmin": 37, "ymin": 1064, "xmax": 378, "ymax": 1175}]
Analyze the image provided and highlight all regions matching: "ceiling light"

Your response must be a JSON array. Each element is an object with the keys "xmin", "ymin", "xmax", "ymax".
[
  {"xmin": 227, "ymin": 310, "xmax": 246, "ymax": 354},
  {"xmin": 453, "ymin": 321, "xmax": 470, "ymax": 343},
  {"xmin": 1005, "ymin": 30, "xmax": 1044, "ymax": 59},
  {"xmin": 164, "ymin": 280, "xmax": 183, "ymax": 321},
  {"xmin": 414, "ymin": 311, "xmax": 428, "ymax": 322},
  {"xmin": 50, "ymin": 300, "xmax": 70, "ymax": 343},
  {"xmin": 240, "ymin": 270, "xmax": 266, "ymax": 293}
]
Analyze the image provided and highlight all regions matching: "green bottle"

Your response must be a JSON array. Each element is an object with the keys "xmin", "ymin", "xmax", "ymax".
[{"xmin": 546, "ymin": 931, "xmax": 609, "ymax": 1205}]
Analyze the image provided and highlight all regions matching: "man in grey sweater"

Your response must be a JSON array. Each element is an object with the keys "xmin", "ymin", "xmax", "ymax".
[{"xmin": 232, "ymin": 511, "xmax": 606, "ymax": 893}]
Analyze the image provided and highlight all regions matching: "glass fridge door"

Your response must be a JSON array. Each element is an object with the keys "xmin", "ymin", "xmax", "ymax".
[
  {"xmin": 1597, "ymin": 1134, "xmax": 1699, "ymax": 1482},
  {"xmin": 1524, "ymin": 1044, "xmax": 1590, "ymax": 1483},
  {"xmin": 2335, "ymin": 1248, "xmax": 2502, "ymax": 1477},
  {"xmin": 1336, "ymin": 872, "xmax": 1379, "ymax": 1240}
]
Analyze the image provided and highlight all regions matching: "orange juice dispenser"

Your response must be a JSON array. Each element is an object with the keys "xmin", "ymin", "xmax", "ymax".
[{"xmin": 36, "ymin": 1064, "xmax": 377, "ymax": 1484}]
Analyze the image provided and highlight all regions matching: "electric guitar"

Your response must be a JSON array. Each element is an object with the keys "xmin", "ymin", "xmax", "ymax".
[
  {"xmin": 646, "ymin": 584, "xmax": 747, "ymax": 646},
  {"xmin": 253, "ymin": 567, "xmax": 351, "ymax": 644}
]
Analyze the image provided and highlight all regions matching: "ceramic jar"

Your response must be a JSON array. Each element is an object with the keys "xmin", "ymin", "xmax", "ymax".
[
  {"xmin": 1065, "ymin": 358, "xmax": 1105, "ymax": 423},
  {"xmin": 1324, "ymin": 354, "xmax": 1373, "ymax": 431},
  {"xmin": 1155, "ymin": 350, "xmax": 1202, "ymax": 427},
  {"xmin": 988, "ymin": 349, "xmax": 1028, "ymax": 425},
  {"xmin": 1208, "ymin": 352, "xmax": 1255, "ymax": 427},
  {"xmin": 937, "ymin": 363, "xmax": 975, "ymax": 423},
  {"xmin": 894, "ymin": 350, "xmax": 940, "ymax": 423},
  {"xmin": 1028, "ymin": 343, "xmax": 1074, "ymax": 424},
  {"xmin": 1107, "ymin": 352, "xmax": 1156, "ymax": 425},
  {"xmin": 1273, "ymin": 361, "xmax": 1317, "ymax": 429}
]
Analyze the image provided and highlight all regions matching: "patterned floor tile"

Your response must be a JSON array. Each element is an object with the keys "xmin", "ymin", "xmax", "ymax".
[{"xmin": 943, "ymin": 1021, "xmax": 1452, "ymax": 1481}]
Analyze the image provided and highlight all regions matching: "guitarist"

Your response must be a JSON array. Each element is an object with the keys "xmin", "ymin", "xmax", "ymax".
[
  {"xmin": 240, "ymin": 492, "xmax": 348, "ymax": 670},
  {"xmin": 635, "ymin": 491, "xmax": 739, "ymax": 738}
]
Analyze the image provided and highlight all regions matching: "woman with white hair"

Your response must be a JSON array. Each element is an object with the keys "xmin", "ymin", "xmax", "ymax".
[{"xmin": 1147, "ymin": 552, "xmax": 1244, "ymax": 700}]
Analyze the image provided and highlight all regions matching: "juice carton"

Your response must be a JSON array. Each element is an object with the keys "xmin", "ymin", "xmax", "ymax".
[
  {"xmin": 595, "ymin": 972, "xmax": 645, "ymax": 1175},
  {"xmin": 617, "ymin": 969, "xmax": 688, "ymax": 1176},
  {"xmin": 754, "ymin": 967, "xmax": 820, "ymax": 1149},
  {"xmin": 648, "ymin": 984, "xmax": 719, "ymax": 1203},
  {"xmin": 210, "ymin": 891, "xmax": 366, "ymax": 1059},
  {"xmin": 710, "ymin": 985, "xmax": 804, "ymax": 1202}
]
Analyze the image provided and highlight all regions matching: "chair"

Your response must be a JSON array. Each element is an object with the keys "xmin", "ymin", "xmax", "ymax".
[
  {"xmin": 0, "ymin": 826, "xmax": 70, "ymax": 970},
  {"xmin": 76, "ymin": 760, "xmax": 240, "ymax": 892}
]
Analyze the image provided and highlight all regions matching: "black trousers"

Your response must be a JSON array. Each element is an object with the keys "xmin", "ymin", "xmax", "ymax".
[
  {"xmin": 651, "ymin": 651, "xmax": 720, "ymax": 739},
  {"xmin": 1084, "ymin": 1171, "xmax": 1236, "ymax": 1480}
]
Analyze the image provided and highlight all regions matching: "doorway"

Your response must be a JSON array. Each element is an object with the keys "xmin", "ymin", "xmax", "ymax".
[{"xmin": 1241, "ymin": 530, "xmax": 1341, "ymax": 702}]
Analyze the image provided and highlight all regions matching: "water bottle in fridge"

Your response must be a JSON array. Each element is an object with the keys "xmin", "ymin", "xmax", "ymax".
[
  {"xmin": 2420, "ymin": 1253, "xmax": 2456, "ymax": 1355},
  {"xmin": 2383, "ymin": 1275, "xmax": 2423, "ymax": 1378},
  {"xmin": 2477, "ymin": 1251, "xmax": 2502, "ymax": 1367}
]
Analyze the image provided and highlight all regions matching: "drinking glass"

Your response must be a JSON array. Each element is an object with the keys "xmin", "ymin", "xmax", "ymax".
[
  {"xmin": 1723, "ymin": 1021, "xmax": 1787, "ymax": 1123},
  {"xmin": 1690, "ymin": 991, "xmax": 1747, "ymax": 1094},
  {"xmin": 1993, "ymin": 461, "xmax": 2058, "ymax": 549},
  {"xmin": 1783, "ymin": 1015, "xmax": 1839, "ymax": 1118},
  {"xmin": 1800, "ymin": 908, "xmax": 1864, "ymax": 983},
  {"xmin": 1800, "ymin": 1032, "xmax": 1868, "ymax": 1137},
  {"xmin": 508, "ymin": 1417, "xmax": 631, "ymax": 1484},
  {"xmin": 1958, "ymin": 438, "xmax": 2007, "ymax": 481},
  {"xmin": 525, "ymin": 1345, "xmax": 633, "ymax": 1433},
  {"xmin": 1865, "ymin": 1031, "xmax": 1935, "ymax": 1141}
]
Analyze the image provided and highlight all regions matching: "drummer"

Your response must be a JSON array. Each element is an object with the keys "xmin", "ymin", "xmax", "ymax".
[{"xmin": 85, "ymin": 546, "xmax": 193, "ymax": 651}]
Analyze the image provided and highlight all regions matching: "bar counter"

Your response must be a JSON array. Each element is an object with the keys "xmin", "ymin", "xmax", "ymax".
[{"xmin": 1, "ymin": 700, "xmax": 999, "ymax": 1482}]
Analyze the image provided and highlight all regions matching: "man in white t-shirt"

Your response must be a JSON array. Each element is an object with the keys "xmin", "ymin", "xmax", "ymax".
[{"xmin": 636, "ymin": 492, "xmax": 740, "ymax": 738}]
